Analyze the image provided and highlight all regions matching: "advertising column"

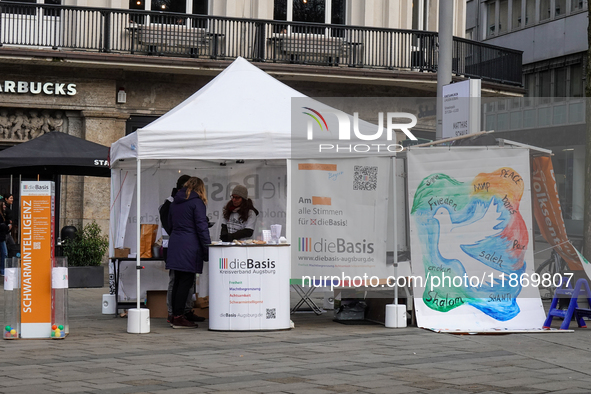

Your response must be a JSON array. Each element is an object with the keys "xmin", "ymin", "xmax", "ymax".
[
  {"xmin": 209, "ymin": 245, "xmax": 291, "ymax": 331},
  {"xmin": 20, "ymin": 181, "xmax": 55, "ymax": 338}
]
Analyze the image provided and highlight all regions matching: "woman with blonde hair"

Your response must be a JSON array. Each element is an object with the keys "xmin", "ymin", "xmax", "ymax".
[{"xmin": 167, "ymin": 177, "xmax": 211, "ymax": 328}]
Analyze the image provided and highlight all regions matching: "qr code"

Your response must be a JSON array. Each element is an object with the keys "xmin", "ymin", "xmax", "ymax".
[
  {"xmin": 33, "ymin": 242, "xmax": 41, "ymax": 250},
  {"xmin": 266, "ymin": 308, "xmax": 276, "ymax": 319},
  {"xmin": 353, "ymin": 166, "xmax": 378, "ymax": 191}
]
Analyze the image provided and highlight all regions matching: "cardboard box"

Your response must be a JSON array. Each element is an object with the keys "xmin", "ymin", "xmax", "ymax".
[
  {"xmin": 146, "ymin": 290, "xmax": 168, "ymax": 318},
  {"xmin": 191, "ymin": 307, "xmax": 209, "ymax": 319},
  {"xmin": 114, "ymin": 247, "xmax": 131, "ymax": 258},
  {"xmin": 194, "ymin": 296, "xmax": 209, "ymax": 309}
]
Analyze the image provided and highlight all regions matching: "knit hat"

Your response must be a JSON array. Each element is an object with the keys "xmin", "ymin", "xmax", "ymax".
[{"xmin": 231, "ymin": 185, "xmax": 248, "ymax": 200}]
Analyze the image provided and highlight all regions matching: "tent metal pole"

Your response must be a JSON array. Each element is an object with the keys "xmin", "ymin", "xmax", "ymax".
[
  {"xmin": 393, "ymin": 158, "xmax": 398, "ymax": 316},
  {"xmin": 136, "ymin": 158, "xmax": 141, "ymax": 310}
]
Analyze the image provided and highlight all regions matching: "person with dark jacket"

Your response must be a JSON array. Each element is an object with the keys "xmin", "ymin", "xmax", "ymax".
[
  {"xmin": 159, "ymin": 175, "xmax": 204, "ymax": 324},
  {"xmin": 0, "ymin": 199, "xmax": 11, "ymax": 275},
  {"xmin": 220, "ymin": 185, "xmax": 259, "ymax": 241},
  {"xmin": 167, "ymin": 177, "xmax": 211, "ymax": 329},
  {"xmin": 160, "ymin": 176, "xmax": 190, "ymax": 237}
]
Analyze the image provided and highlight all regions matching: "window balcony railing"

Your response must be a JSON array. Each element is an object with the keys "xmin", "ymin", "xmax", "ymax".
[{"xmin": 0, "ymin": 1, "xmax": 523, "ymax": 86}]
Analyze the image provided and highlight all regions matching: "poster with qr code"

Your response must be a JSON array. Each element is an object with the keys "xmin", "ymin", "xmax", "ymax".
[
  {"xmin": 289, "ymin": 157, "xmax": 390, "ymax": 280},
  {"xmin": 408, "ymin": 148, "xmax": 546, "ymax": 332}
]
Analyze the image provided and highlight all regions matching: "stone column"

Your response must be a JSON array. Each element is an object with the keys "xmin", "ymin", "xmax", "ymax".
[
  {"xmin": 60, "ymin": 111, "xmax": 85, "ymax": 233},
  {"xmin": 81, "ymin": 111, "xmax": 128, "ymax": 235}
]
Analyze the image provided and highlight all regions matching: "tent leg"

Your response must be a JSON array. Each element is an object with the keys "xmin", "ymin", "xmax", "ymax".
[{"xmin": 127, "ymin": 158, "xmax": 150, "ymax": 334}]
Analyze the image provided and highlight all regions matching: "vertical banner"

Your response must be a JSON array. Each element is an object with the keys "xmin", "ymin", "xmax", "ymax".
[
  {"xmin": 531, "ymin": 156, "xmax": 583, "ymax": 270},
  {"xmin": 20, "ymin": 181, "xmax": 54, "ymax": 338},
  {"xmin": 290, "ymin": 157, "xmax": 390, "ymax": 282},
  {"xmin": 408, "ymin": 148, "xmax": 546, "ymax": 332}
]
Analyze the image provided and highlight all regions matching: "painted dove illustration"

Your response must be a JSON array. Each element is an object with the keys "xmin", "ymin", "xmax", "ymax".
[{"xmin": 433, "ymin": 198, "xmax": 504, "ymax": 284}]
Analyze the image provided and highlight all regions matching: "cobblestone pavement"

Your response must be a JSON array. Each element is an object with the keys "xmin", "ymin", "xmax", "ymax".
[{"xmin": 0, "ymin": 285, "xmax": 590, "ymax": 394}]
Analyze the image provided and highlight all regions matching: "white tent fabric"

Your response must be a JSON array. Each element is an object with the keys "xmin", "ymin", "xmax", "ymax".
[{"xmin": 111, "ymin": 57, "xmax": 306, "ymax": 164}]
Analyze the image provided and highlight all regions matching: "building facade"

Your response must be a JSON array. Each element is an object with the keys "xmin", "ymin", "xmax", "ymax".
[
  {"xmin": 0, "ymin": 0, "xmax": 521, "ymax": 237},
  {"xmin": 466, "ymin": 0, "xmax": 587, "ymax": 235}
]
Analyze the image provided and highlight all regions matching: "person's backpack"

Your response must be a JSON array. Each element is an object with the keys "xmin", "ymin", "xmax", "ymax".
[
  {"xmin": 159, "ymin": 198, "xmax": 173, "ymax": 235},
  {"xmin": 6, "ymin": 234, "xmax": 18, "ymax": 258}
]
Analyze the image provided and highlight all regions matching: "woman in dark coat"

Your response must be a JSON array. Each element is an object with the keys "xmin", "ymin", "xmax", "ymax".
[{"xmin": 167, "ymin": 177, "xmax": 211, "ymax": 328}]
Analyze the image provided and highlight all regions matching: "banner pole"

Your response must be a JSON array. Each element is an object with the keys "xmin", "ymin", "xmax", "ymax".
[
  {"xmin": 393, "ymin": 158, "xmax": 398, "ymax": 322},
  {"xmin": 136, "ymin": 158, "xmax": 141, "ymax": 311}
]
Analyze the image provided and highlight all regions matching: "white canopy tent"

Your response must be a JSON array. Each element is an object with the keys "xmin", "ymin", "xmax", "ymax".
[
  {"xmin": 110, "ymin": 57, "xmax": 305, "ymax": 164},
  {"xmin": 110, "ymin": 57, "xmax": 407, "ymax": 331},
  {"xmin": 110, "ymin": 56, "xmax": 401, "ymax": 253}
]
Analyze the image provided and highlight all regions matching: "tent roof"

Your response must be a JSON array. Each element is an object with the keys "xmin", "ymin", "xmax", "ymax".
[
  {"xmin": 110, "ymin": 57, "xmax": 386, "ymax": 167},
  {"xmin": 0, "ymin": 131, "xmax": 110, "ymax": 177},
  {"xmin": 111, "ymin": 57, "xmax": 306, "ymax": 164}
]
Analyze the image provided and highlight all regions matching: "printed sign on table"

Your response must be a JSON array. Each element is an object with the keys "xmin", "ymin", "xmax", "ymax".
[{"xmin": 408, "ymin": 148, "xmax": 546, "ymax": 332}]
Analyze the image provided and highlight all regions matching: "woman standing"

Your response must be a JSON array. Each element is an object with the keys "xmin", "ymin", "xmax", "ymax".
[
  {"xmin": 167, "ymin": 177, "xmax": 211, "ymax": 329},
  {"xmin": 220, "ymin": 185, "xmax": 259, "ymax": 241}
]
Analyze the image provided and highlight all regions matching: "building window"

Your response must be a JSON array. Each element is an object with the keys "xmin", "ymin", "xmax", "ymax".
[
  {"xmin": 192, "ymin": 0, "xmax": 207, "ymax": 15},
  {"xmin": 524, "ymin": 73, "xmax": 535, "ymax": 107},
  {"xmin": 570, "ymin": 63, "xmax": 583, "ymax": 97},
  {"xmin": 274, "ymin": 0, "xmax": 346, "ymax": 25},
  {"xmin": 539, "ymin": 69, "xmax": 551, "ymax": 104},
  {"xmin": 555, "ymin": 0, "xmax": 566, "ymax": 15},
  {"xmin": 539, "ymin": 0, "xmax": 551, "ymax": 21},
  {"xmin": 487, "ymin": 0, "xmax": 584, "ymax": 32},
  {"xmin": 293, "ymin": 0, "xmax": 325, "ymax": 24},
  {"xmin": 499, "ymin": 0, "xmax": 508, "ymax": 34},
  {"xmin": 525, "ymin": 0, "xmax": 535, "ymax": 25},
  {"xmin": 129, "ymin": 0, "xmax": 144, "ymax": 11},
  {"xmin": 554, "ymin": 66, "xmax": 567, "ymax": 101},
  {"xmin": 151, "ymin": 0, "xmax": 186, "ymax": 14},
  {"xmin": 128, "ymin": 0, "xmax": 208, "ymax": 24},
  {"xmin": 274, "ymin": 0, "xmax": 346, "ymax": 35},
  {"xmin": 486, "ymin": 0, "xmax": 508, "ymax": 36},
  {"xmin": 571, "ymin": 0, "xmax": 588, "ymax": 12},
  {"xmin": 512, "ymin": 0, "xmax": 522, "ymax": 28},
  {"xmin": 487, "ymin": 1, "xmax": 496, "ymax": 37}
]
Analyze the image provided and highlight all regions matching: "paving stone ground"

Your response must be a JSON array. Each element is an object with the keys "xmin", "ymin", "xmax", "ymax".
[{"xmin": 0, "ymin": 283, "xmax": 589, "ymax": 394}]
